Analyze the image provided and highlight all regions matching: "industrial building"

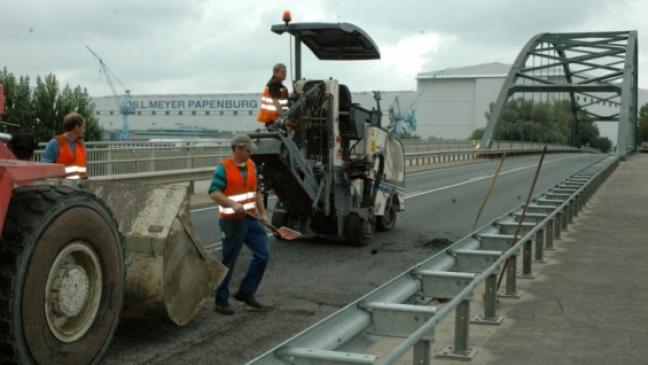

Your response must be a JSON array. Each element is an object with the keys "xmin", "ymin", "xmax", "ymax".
[
  {"xmin": 92, "ymin": 90, "xmax": 416, "ymax": 139},
  {"xmin": 92, "ymin": 62, "xmax": 647, "ymax": 143}
]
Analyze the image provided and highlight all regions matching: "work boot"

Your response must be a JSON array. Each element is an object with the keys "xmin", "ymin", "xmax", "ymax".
[
  {"xmin": 233, "ymin": 291, "xmax": 265, "ymax": 310},
  {"xmin": 214, "ymin": 302, "xmax": 234, "ymax": 315}
]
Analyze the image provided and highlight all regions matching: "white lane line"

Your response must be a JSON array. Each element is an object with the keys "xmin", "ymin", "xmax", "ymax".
[
  {"xmin": 403, "ymin": 155, "xmax": 582, "ymax": 200},
  {"xmin": 406, "ymin": 153, "xmax": 578, "ymax": 177}
]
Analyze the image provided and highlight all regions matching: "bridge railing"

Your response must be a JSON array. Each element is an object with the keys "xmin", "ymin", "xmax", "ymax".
[{"xmin": 32, "ymin": 139, "xmax": 582, "ymax": 183}]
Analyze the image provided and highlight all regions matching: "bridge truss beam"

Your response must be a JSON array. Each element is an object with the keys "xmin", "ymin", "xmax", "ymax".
[{"xmin": 481, "ymin": 31, "xmax": 638, "ymax": 155}]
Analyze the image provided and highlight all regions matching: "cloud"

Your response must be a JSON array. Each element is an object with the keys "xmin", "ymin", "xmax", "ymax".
[{"xmin": 0, "ymin": 0, "xmax": 645, "ymax": 97}]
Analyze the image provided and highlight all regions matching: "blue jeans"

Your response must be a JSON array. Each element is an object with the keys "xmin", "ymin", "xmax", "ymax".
[{"xmin": 215, "ymin": 217, "xmax": 269, "ymax": 305}]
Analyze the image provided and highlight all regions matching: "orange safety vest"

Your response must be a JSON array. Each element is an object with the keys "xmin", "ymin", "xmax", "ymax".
[
  {"xmin": 257, "ymin": 85, "xmax": 288, "ymax": 124},
  {"xmin": 219, "ymin": 158, "xmax": 258, "ymax": 220},
  {"xmin": 55, "ymin": 135, "xmax": 88, "ymax": 179}
]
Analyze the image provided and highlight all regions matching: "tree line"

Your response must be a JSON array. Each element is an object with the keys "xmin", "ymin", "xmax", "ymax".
[
  {"xmin": 470, "ymin": 98, "xmax": 619, "ymax": 153},
  {"xmin": 0, "ymin": 67, "xmax": 102, "ymax": 142}
]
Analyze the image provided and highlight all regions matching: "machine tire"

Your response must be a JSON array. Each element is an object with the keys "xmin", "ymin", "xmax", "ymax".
[
  {"xmin": 376, "ymin": 196, "xmax": 398, "ymax": 232},
  {"xmin": 0, "ymin": 185, "xmax": 125, "ymax": 365},
  {"xmin": 343, "ymin": 212, "xmax": 372, "ymax": 247}
]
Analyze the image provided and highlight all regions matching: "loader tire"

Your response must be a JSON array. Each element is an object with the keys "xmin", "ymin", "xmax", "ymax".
[
  {"xmin": 0, "ymin": 185, "xmax": 125, "ymax": 365},
  {"xmin": 376, "ymin": 196, "xmax": 398, "ymax": 232},
  {"xmin": 344, "ymin": 213, "xmax": 372, "ymax": 247}
]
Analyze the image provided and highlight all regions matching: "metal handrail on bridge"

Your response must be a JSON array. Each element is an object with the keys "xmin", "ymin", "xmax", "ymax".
[
  {"xmin": 245, "ymin": 154, "xmax": 618, "ymax": 365},
  {"xmin": 31, "ymin": 140, "xmax": 583, "ymax": 184}
]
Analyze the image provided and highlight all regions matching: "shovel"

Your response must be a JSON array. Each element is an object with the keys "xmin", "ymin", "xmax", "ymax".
[{"xmin": 245, "ymin": 211, "xmax": 302, "ymax": 240}]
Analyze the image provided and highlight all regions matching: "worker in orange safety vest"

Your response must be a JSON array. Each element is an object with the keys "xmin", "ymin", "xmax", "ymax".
[
  {"xmin": 257, "ymin": 63, "xmax": 289, "ymax": 129},
  {"xmin": 209, "ymin": 134, "xmax": 270, "ymax": 315},
  {"xmin": 41, "ymin": 112, "xmax": 88, "ymax": 179}
]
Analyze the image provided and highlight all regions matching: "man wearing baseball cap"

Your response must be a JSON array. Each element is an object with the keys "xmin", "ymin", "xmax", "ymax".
[{"xmin": 209, "ymin": 134, "xmax": 270, "ymax": 315}]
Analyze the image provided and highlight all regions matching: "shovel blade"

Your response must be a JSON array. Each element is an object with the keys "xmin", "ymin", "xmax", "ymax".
[{"xmin": 276, "ymin": 226, "xmax": 302, "ymax": 240}]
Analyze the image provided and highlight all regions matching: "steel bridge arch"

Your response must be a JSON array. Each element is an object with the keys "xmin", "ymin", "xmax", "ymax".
[{"xmin": 480, "ymin": 31, "xmax": 638, "ymax": 155}]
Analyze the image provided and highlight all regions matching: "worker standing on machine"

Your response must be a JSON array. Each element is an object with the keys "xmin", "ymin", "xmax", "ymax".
[
  {"xmin": 41, "ymin": 112, "xmax": 88, "ymax": 179},
  {"xmin": 209, "ymin": 134, "xmax": 270, "ymax": 315},
  {"xmin": 257, "ymin": 63, "xmax": 290, "ymax": 130}
]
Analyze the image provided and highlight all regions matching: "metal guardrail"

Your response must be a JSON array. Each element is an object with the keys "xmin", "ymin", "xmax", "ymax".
[{"xmin": 245, "ymin": 154, "xmax": 618, "ymax": 365}]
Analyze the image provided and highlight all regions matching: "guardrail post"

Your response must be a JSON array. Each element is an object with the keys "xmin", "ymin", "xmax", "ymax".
[
  {"xmin": 519, "ymin": 239, "xmax": 534, "ymax": 279},
  {"xmin": 471, "ymin": 274, "xmax": 503, "ymax": 325},
  {"xmin": 567, "ymin": 200, "xmax": 575, "ymax": 223},
  {"xmin": 499, "ymin": 256, "xmax": 521, "ymax": 298},
  {"xmin": 534, "ymin": 228, "xmax": 546, "ymax": 262},
  {"xmin": 438, "ymin": 299, "xmax": 476, "ymax": 360},
  {"xmin": 561, "ymin": 208, "xmax": 568, "ymax": 230},
  {"xmin": 578, "ymin": 191, "xmax": 585, "ymax": 211},
  {"xmin": 413, "ymin": 339, "xmax": 432, "ymax": 365},
  {"xmin": 554, "ymin": 215, "xmax": 562, "ymax": 240}
]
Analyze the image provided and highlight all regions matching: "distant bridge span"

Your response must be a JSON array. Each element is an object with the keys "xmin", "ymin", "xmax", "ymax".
[{"xmin": 481, "ymin": 31, "xmax": 638, "ymax": 155}]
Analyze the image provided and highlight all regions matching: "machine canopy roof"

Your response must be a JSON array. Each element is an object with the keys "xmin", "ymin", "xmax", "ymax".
[{"xmin": 271, "ymin": 22, "xmax": 380, "ymax": 60}]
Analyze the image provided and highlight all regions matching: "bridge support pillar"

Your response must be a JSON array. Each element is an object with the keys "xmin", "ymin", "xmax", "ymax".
[
  {"xmin": 472, "ymin": 274, "xmax": 503, "ymax": 325},
  {"xmin": 438, "ymin": 300, "xmax": 477, "ymax": 360}
]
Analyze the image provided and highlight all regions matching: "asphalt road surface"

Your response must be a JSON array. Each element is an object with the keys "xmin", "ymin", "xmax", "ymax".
[{"xmin": 102, "ymin": 153, "xmax": 604, "ymax": 365}]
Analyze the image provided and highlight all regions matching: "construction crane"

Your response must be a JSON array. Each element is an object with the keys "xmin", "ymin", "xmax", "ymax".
[
  {"xmin": 389, "ymin": 95, "xmax": 417, "ymax": 134},
  {"xmin": 86, "ymin": 46, "xmax": 135, "ymax": 140}
]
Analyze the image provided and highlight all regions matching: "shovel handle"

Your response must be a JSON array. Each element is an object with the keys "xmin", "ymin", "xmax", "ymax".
[{"xmin": 245, "ymin": 211, "xmax": 280, "ymax": 233}]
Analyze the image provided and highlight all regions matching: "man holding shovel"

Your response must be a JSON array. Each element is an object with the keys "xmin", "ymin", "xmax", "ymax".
[{"xmin": 209, "ymin": 134, "xmax": 270, "ymax": 315}]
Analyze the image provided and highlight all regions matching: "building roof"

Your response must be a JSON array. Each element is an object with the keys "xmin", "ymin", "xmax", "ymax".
[{"xmin": 417, "ymin": 62, "xmax": 511, "ymax": 79}]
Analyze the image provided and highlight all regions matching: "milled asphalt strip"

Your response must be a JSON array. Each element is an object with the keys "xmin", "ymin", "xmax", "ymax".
[{"xmin": 201, "ymin": 154, "xmax": 585, "ymax": 252}]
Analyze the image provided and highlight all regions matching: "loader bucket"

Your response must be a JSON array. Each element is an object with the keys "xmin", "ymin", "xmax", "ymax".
[{"xmin": 79, "ymin": 181, "xmax": 227, "ymax": 325}]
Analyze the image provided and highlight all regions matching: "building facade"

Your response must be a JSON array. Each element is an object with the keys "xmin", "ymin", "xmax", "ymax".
[{"xmin": 415, "ymin": 62, "xmax": 648, "ymax": 144}]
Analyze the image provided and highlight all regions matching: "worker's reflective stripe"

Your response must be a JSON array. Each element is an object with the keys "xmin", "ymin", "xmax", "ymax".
[
  {"xmin": 65, "ymin": 166, "xmax": 87, "ymax": 174},
  {"xmin": 65, "ymin": 165, "xmax": 87, "ymax": 179},
  {"xmin": 228, "ymin": 192, "xmax": 257, "ymax": 202},
  {"xmin": 262, "ymin": 96, "xmax": 275, "ymax": 103},
  {"xmin": 261, "ymin": 104, "xmax": 278, "ymax": 111},
  {"xmin": 219, "ymin": 202, "xmax": 257, "ymax": 215},
  {"xmin": 279, "ymin": 99, "xmax": 288, "ymax": 105}
]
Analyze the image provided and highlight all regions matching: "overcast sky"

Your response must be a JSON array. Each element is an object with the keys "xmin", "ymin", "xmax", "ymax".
[{"xmin": 1, "ymin": 0, "xmax": 646, "ymax": 97}]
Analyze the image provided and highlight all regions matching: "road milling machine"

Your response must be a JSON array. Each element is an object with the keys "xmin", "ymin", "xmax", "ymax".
[{"xmin": 251, "ymin": 21, "xmax": 406, "ymax": 246}]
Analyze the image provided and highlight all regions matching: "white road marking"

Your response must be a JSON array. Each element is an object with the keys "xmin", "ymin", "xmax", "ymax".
[{"xmin": 403, "ymin": 155, "xmax": 581, "ymax": 200}]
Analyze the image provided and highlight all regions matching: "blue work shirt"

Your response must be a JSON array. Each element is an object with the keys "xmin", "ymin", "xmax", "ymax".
[{"xmin": 42, "ymin": 138, "xmax": 77, "ymax": 163}]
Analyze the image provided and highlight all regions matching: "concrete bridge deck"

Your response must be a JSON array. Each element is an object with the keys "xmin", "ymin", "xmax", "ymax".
[{"xmin": 461, "ymin": 153, "xmax": 648, "ymax": 365}]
